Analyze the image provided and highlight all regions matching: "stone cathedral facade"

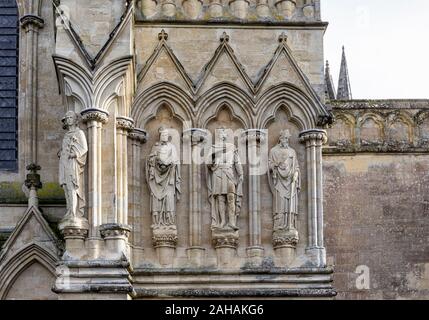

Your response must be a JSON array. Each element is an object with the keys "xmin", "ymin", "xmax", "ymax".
[{"xmin": 0, "ymin": 0, "xmax": 428, "ymax": 300}]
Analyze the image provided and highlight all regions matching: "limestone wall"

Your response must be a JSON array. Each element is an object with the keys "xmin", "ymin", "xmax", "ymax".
[{"xmin": 324, "ymin": 101, "xmax": 429, "ymax": 299}]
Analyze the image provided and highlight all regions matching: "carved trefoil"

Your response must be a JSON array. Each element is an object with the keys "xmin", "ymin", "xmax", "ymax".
[
  {"xmin": 269, "ymin": 130, "xmax": 301, "ymax": 264},
  {"xmin": 146, "ymin": 128, "xmax": 181, "ymax": 266}
]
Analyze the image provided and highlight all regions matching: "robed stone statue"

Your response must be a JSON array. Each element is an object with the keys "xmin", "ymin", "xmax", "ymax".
[
  {"xmin": 59, "ymin": 111, "xmax": 88, "ymax": 222},
  {"xmin": 268, "ymin": 130, "xmax": 301, "ymax": 232},
  {"xmin": 207, "ymin": 128, "xmax": 243, "ymax": 232},
  {"xmin": 146, "ymin": 127, "xmax": 181, "ymax": 229}
]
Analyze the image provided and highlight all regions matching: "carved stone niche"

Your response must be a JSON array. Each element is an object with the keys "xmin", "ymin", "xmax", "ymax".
[
  {"xmin": 268, "ymin": 129, "xmax": 301, "ymax": 265},
  {"xmin": 146, "ymin": 127, "xmax": 181, "ymax": 267},
  {"xmin": 207, "ymin": 127, "xmax": 244, "ymax": 268}
]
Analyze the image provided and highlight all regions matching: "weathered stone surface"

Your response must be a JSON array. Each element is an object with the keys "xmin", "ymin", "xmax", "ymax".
[{"xmin": 0, "ymin": 0, "xmax": 427, "ymax": 300}]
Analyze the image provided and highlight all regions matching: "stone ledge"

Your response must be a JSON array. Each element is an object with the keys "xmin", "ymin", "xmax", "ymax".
[
  {"xmin": 134, "ymin": 288, "xmax": 336, "ymax": 298},
  {"xmin": 132, "ymin": 266, "xmax": 334, "ymax": 275}
]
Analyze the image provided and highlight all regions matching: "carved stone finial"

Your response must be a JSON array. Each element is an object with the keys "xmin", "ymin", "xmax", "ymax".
[
  {"xmin": 279, "ymin": 32, "xmax": 288, "ymax": 44},
  {"xmin": 158, "ymin": 29, "xmax": 169, "ymax": 41},
  {"xmin": 220, "ymin": 32, "xmax": 230, "ymax": 43},
  {"xmin": 25, "ymin": 164, "xmax": 42, "ymax": 208},
  {"xmin": 25, "ymin": 163, "xmax": 42, "ymax": 189}
]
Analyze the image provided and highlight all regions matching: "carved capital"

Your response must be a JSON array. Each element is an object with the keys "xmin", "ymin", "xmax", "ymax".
[
  {"xmin": 59, "ymin": 216, "xmax": 89, "ymax": 237},
  {"xmin": 61, "ymin": 227, "xmax": 89, "ymax": 239},
  {"xmin": 152, "ymin": 233, "xmax": 178, "ymax": 248},
  {"xmin": 81, "ymin": 108, "xmax": 109, "ymax": 124},
  {"xmin": 129, "ymin": 128, "xmax": 148, "ymax": 143},
  {"xmin": 213, "ymin": 236, "xmax": 239, "ymax": 249},
  {"xmin": 20, "ymin": 15, "xmax": 45, "ymax": 30},
  {"xmin": 100, "ymin": 223, "xmax": 132, "ymax": 239},
  {"xmin": 299, "ymin": 129, "xmax": 328, "ymax": 145},
  {"xmin": 212, "ymin": 229, "xmax": 239, "ymax": 249},
  {"xmin": 273, "ymin": 229, "xmax": 299, "ymax": 249},
  {"xmin": 116, "ymin": 116, "xmax": 135, "ymax": 132}
]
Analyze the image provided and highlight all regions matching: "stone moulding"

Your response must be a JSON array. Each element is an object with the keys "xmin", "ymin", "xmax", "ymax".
[
  {"xmin": 136, "ymin": 0, "xmax": 323, "ymax": 23},
  {"xmin": 325, "ymin": 102, "xmax": 429, "ymax": 154},
  {"xmin": 131, "ymin": 267, "xmax": 336, "ymax": 298}
]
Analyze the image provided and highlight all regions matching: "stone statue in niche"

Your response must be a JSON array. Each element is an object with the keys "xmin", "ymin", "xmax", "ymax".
[
  {"xmin": 58, "ymin": 111, "xmax": 88, "ymax": 228},
  {"xmin": 268, "ymin": 129, "xmax": 301, "ymax": 249},
  {"xmin": 207, "ymin": 128, "xmax": 243, "ymax": 249},
  {"xmin": 146, "ymin": 127, "xmax": 181, "ymax": 229},
  {"xmin": 146, "ymin": 127, "xmax": 181, "ymax": 264}
]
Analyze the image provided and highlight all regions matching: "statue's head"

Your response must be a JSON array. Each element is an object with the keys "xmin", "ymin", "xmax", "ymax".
[
  {"xmin": 279, "ymin": 130, "xmax": 291, "ymax": 147},
  {"xmin": 62, "ymin": 111, "xmax": 79, "ymax": 129},
  {"xmin": 159, "ymin": 127, "xmax": 170, "ymax": 143}
]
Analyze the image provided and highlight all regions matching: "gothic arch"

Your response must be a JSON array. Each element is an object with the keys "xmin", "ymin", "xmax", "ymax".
[
  {"xmin": 132, "ymin": 82, "xmax": 193, "ymax": 129},
  {"xmin": 0, "ymin": 243, "xmax": 58, "ymax": 300},
  {"xmin": 330, "ymin": 112, "xmax": 356, "ymax": 144},
  {"xmin": 386, "ymin": 112, "xmax": 414, "ymax": 143},
  {"xmin": 196, "ymin": 83, "xmax": 253, "ymax": 129},
  {"xmin": 256, "ymin": 83, "xmax": 322, "ymax": 130},
  {"xmin": 357, "ymin": 112, "xmax": 385, "ymax": 142}
]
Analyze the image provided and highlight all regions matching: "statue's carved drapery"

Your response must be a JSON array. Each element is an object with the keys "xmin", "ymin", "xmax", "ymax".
[
  {"xmin": 58, "ymin": 111, "xmax": 89, "ymax": 232},
  {"xmin": 268, "ymin": 130, "xmax": 301, "ymax": 264}
]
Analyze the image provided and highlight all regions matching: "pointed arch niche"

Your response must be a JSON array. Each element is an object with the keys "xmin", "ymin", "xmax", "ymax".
[
  {"xmin": 136, "ymin": 103, "xmax": 189, "ymax": 265},
  {"xmin": 261, "ymin": 105, "xmax": 308, "ymax": 257}
]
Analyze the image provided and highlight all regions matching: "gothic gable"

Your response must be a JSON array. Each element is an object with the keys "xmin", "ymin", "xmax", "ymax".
[{"xmin": 0, "ymin": 207, "xmax": 61, "ymax": 266}]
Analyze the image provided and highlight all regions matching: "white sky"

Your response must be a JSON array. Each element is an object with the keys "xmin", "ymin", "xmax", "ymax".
[{"xmin": 322, "ymin": 0, "xmax": 429, "ymax": 99}]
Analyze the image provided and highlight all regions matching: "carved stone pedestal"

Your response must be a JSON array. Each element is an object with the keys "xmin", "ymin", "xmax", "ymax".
[
  {"xmin": 213, "ymin": 230, "xmax": 239, "ymax": 268},
  {"xmin": 59, "ymin": 217, "xmax": 89, "ymax": 260},
  {"xmin": 246, "ymin": 246, "xmax": 265, "ymax": 267},
  {"xmin": 186, "ymin": 247, "xmax": 206, "ymax": 267},
  {"xmin": 152, "ymin": 226, "xmax": 178, "ymax": 267},
  {"xmin": 100, "ymin": 224, "xmax": 132, "ymax": 260},
  {"xmin": 273, "ymin": 228, "xmax": 299, "ymax": 266},
  {"xmin": 54, "ymin": 260, "xmax": 134, "ymax": 300}
]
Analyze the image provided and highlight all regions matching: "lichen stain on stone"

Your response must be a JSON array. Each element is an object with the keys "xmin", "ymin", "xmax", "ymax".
[{"xmin": 0, "ymin": 182, "xmax": 65, "ymax": 204}]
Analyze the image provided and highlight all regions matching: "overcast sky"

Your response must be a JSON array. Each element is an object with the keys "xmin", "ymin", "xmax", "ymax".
[{"xmin": 322, "ymin": 0, "xmax": 429, "ymax": 99}]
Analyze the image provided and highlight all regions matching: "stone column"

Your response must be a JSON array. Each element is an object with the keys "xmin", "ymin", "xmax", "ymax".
[
  {"xmin": 299, "ymin": 129, "xmax": 328, "ymax": 267},
  {"xmin": 81, "ymin": 108, "xmax": 109, "ymax": 259},
  {"xmin": 115, "ymin": 117, "xmax": 135, "ymax": 225},
  {"xmin": 183, "ymin": 129, "xmax": 208, "ymax": 266},
  {"xmin": 96, "ymin": 116, "xmax": 134, "ymax": 260},
  {"xmin": 244, "ymin": 129, "xmax": 267, "ymax": 266},
  {"xmin": 128, "ymin": 129, "xmax": 147, "ymax": 245},
  {"xmin": 20, "ymin": 15, "xmax": 44, "ymax": 166},
  {"xmin": 128, "ymin": 128, "xmax": 147, "ymax": 266}
]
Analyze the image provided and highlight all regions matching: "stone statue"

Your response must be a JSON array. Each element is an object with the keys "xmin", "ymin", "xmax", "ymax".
[
  {"xmin": 207, "ymin": 128, "xmax": 244, "ymax": 232},
  {"xmin": 146, "ymin": 127, "xmax": 181, "ymax": 229},
  {"xmin": 268, "ymin": 130, "xmax": 301, "ymax": 233},
  {"xmin": 59, "ymin": 111, "xmax": 88, "ymax": 222}
]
